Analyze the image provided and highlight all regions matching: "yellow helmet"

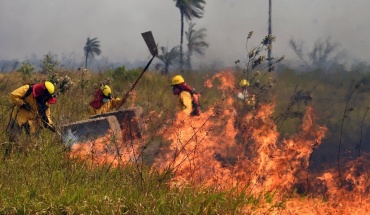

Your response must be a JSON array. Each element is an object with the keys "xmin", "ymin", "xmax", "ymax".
[
  {"xmin": 239, "ymin": 79, "xmax": 250, "ymax": 87},
  {"xmin": 45, "ymin": 81, "xmax": 55, "ymax": 94},
  {"xmin": 100, "ymin": 85, "xmax": 112, "ymax": 97},
  {"xmin": 171, "ymin": 75, "xmax": 185, "ymax": 85}
]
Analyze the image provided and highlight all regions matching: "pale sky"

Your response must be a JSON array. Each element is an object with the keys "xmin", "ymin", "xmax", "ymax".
[{"xmin": 0, "ymin": 0, "xmax": 369, "ymax": 68}]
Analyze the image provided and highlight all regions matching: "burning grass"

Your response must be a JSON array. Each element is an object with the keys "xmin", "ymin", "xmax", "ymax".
[
  {"xmin": 69, "ymin": 130, "xmax": 140, "ymax": 168},
  {"xmin": 68, "ymin": 70, "xmax": 370, "ymax": 213},
  {"xmin": 2, "ymin": 69, "xmax": 370, "ymax": 214}
]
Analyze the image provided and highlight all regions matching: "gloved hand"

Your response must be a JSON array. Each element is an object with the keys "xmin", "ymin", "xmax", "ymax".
[
  {"xmin": 21, "ymin": 103, "xmax": 32, "ymax": 111},
  {"xmin": 47, "ymin": 124, "xmax": 57, "ymax": 133}
]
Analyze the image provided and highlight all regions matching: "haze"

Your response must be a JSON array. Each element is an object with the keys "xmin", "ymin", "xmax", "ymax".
[{"xmin": 0, "ymin": 0, "xmax": 369, "ymax": 68}]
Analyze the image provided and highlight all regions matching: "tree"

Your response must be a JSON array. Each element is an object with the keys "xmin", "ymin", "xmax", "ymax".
[
  {"xmin": 155, "ymin": 46, "xmax": 180, "ymax": 75},
  {"xmin": 40, "ymin": 52, "xmax": 60, "ymax": 74},
  {"xmin": 84, "ymin": 37, "xmax": 101, "ymax": 69},
  {"xmin": 185, "ymin": 22, "xmax": 209, "ymax": 71},
  {"xmin": 17, "ymin": 61, "xmax": 34, "ymax": 79},
  {"xmin": 267, "ymin": 0, "xmax": 272, "ymax": 71},
  {"xmin": 0, "ymin": 59, "xmax": 18, "ymax": 72},
  {"xmin": 174, "ymin": 0, "xmax": 206, "ymax": 71},
  {"xmin": 289, "ymin": 37, "xmax": 344, "ymax": 71}
]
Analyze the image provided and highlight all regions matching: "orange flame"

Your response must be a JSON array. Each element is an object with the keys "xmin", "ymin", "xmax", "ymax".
[
  {"xmin": 153, "ymin": 70, "xmax": 370, "ymax": 213},
  {"xmin": 69, "ymin": 129, "xmax": 139, "ymax": 168},
  {"xmin": 69, "ymin": 70, "xmax": 370, "ymax": 214}
]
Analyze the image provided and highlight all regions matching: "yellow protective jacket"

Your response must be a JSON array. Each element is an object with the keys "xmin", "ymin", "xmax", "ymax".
[
  {"xmin": 177, "ymin": 91, "xmax": 193, "ymax": 115},
  {"xmin": 9, "ymin": 85, "xmax": 54, "ymax": 133},
  {"xmin": 89, "ymin": 98, "xmax": 124, "ymax": 115}
]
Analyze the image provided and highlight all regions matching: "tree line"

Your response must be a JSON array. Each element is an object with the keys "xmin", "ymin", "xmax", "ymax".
[{"xmin": 1, "ymin": 0, "xmax": 208, "ymax": 74}]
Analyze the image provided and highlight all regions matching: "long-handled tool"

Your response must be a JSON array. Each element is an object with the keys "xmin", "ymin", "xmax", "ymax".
[
  {"xmin": 41, "ymin": 118, "xmax": 62, "ymax": 137},
  {"xmin": 118, "ymin": 31, "xmax": 158, "ymax": 108}
]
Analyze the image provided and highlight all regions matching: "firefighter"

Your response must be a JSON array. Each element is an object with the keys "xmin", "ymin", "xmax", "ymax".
[
  {"xmin": 89, "ymin": 84, "xmax": 124, "ymax": 115},
  {"xmin": 8, "ymin": 81, "xmax": 57, "ymax": 134},
  {"xmin": 171, "ymin": 75, "xmax": 201, "ymax": 116},
  {"xmin": 237, "ymin": 79, "xmax": 250, "ymax": 100},
  {"xmin": 236, "ymin": 79, "xmax": 256, "ymax": 109},
  {"xmin": 6, "ymin": 81, "xmax": 58, "ymax": 154}
]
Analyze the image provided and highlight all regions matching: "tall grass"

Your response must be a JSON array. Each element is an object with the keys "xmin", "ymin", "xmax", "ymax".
[
  {"xmin": 0, "ymin": 69, "xmax": 284, "ymax": 214},
  {"xmin": 0, "ymin": 137, "xmax": 281, "ymax": 214},
  {"xmin": 2, "ymin": 65, "xmax": 370, "ymax": 213}
]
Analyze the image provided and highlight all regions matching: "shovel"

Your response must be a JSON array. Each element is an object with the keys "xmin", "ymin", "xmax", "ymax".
[{"xmin": 118, "ymin": 31, "xmax": 158, "ymax": 108}]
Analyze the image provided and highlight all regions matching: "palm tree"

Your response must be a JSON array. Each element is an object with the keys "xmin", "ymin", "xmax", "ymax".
[
  {"xmin": 174, "ymin": 0, "xmax": 206, "ymax": 72},
  {"xmin": 267, "ymin": 0, "xmax": 272, "ymax": 71},
  {"xmin": 155, "ymin": 46, "xmax": 180, "ymax": 75},
  {"xmin": 84, "ymin": 37, "xmax": 101, "ymax": 69},
  {"xmin": 185, "ymin": 22, "xmax": 209, "ymax": 71}
]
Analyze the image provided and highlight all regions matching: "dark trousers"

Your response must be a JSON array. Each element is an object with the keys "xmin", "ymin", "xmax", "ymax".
[{"xmin": 4, "ymin": 119, "xmax": 32, "ymax": 156}]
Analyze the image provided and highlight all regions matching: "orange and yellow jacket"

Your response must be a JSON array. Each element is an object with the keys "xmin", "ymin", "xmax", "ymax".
[
  {"xmin": 177, "ymin": 91, "xmax": 193, "ymax": 116},
  {"xmin": 9, "ymin": 85, "xmax": 54, "ymax": 133},
  {"xmin": 89, "ymin": 98, "xmax": 124, "ymax": 115}
]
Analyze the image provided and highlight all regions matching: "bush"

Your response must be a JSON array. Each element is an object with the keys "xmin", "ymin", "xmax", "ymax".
[
  {"xmin": 17, "ymin": 62, "xmax": 34, "ymax": 78},
  {"xmin": 109, "ymin": 66, "xmax": 142, "ymax": 83}
]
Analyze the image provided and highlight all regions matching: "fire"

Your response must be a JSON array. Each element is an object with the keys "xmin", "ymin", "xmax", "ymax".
[
  {"xmin": 69, "ymin": 69, "xmax": 370, "ymax": 213},
  {"xmin": 152, "ymin": 106, "xmax": 238, "ymax": 188},
  {"xmin": 244, "ymin": 105, "xmax": 328, "ymax": 193},
  {"xmin": 69, "ymin": 129, "xmax": 139, "ymax": 167},
  {"xmin": 153, "ymin": 70, "xmax": 370, "ymax": 214}
]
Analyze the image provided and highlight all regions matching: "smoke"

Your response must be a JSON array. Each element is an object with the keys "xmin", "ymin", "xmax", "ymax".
[{"xmin": 1, "ymin": 1, "xmax": 370, "ymax": 69}]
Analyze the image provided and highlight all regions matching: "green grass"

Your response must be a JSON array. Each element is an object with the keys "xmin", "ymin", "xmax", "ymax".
[
  {"xmin": 0, "ymin": 139, "xmax": 278, "ymax": 214},
  {"xmin": 0, "ymin": 69, "xmax": 284, "ymax": 214},
  {"xmin": 1, "ymin": 66, "xmax": 370, "ymax": 213}
]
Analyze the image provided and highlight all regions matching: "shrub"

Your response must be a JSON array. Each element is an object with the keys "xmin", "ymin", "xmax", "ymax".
[{"xmin": 17, "ymin": 62, "xmax": 34, "ymax": 78}]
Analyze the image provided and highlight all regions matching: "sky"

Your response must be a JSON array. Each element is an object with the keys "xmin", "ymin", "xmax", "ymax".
[{"xmin": 0, "ymin": 0, "xmax": 369, "ymax": 68}]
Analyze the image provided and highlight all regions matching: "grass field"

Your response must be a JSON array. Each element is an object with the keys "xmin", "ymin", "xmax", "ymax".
[{"xmin": 1, "ymin": 66, "xmax": 370, "ymax": 214}]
